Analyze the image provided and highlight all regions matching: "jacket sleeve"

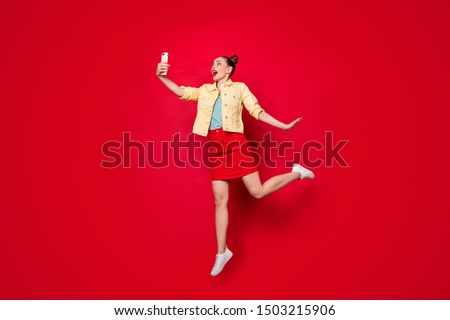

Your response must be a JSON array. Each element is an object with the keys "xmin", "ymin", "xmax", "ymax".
[
  {"xmin": 179, "ymin": 86, "xmax": 200, "ymax": 101},
  {"xmin": 242, "ymin": 84, "xmax": 265, "ymax": 120}
]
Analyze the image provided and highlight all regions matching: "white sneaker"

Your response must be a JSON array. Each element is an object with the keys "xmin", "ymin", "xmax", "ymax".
[
  {"xmin": 292, "ymin": 163, "xmax": 315, "ymax": 180},
  {"xmin": 210, "ymin": 247, "xmax": 233, "ymax": 276}
]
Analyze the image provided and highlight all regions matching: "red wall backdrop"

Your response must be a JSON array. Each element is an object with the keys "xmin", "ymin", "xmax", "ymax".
[{"xmin": 1, "ymin": 0, "xmax": 449, "ymax": 299}]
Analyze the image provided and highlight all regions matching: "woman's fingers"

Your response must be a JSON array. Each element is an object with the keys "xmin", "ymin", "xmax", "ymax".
[
  {"xmin": 158, "ymin": 63, "xmax": 170, "ymax": 68},
  {"xmin": 156, "ymin": 63, "xmax": 170, "ymax": 76},
  {"xmin": 293, "ymin": 118, "xmax": 302, "ymax": 125},
  {"xmin": 285, "ymin": 117, "xmax": 303, "ymax": 130}
]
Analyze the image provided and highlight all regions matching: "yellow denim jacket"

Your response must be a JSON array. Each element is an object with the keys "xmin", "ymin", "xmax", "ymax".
[{"xmin": 179, "ymin": 79, "xmax": 264, "ymax": 137}]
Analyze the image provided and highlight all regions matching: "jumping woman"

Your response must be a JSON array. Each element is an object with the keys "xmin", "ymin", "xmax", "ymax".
[{"xmin": 156, "ymin": 55, "xmax": 315, "ymax": 276}]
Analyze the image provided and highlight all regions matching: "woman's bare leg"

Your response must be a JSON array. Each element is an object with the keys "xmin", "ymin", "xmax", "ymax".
[
  {"xmin": 242, "ymin": 171, "xmax": 300, "ymax": 199},
  {"xmin": 212, "ymin": 180, "xmax": 230, "ymax": 254}
]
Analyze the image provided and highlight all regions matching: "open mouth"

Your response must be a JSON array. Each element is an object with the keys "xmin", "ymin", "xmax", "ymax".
[{"xmin": 212, "ymin": 70, "xmax": 218, "ymax": 77}]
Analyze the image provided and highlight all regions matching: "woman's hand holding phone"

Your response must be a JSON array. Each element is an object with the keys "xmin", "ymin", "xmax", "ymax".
[
  {"xmin": 156, "ymin": 62, "xmax": 170, "ymax": 77},
  {"xmin": 156, "ymin": 52, "xmax": 184, "ymax": 97},
  {"xmin": 156, "ymin": 52, "xmax": 169, "ymax": 77}
]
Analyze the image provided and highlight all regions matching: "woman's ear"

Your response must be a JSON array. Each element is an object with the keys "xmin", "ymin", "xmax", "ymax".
[{"xmin": 226, "ymin": 66, "xmax": 233, "ymax": 74}]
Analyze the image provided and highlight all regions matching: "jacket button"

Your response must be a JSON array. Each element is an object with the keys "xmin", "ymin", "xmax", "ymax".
[
  {"xmin": 225, "ymin": 116, "xmax": 228, "ymax": 119},
  {"xmin": 224, "ymin": 93, "xmax": 227, "ymax": 96},
  {"xmin": 225, "ymin": 104, "xmax": 228, "ymax": 106}
]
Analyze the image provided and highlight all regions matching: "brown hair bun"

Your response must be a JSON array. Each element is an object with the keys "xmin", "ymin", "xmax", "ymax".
[{"xmin": 220, "ymin": 55, "xmax": 239, "ymax": 77}]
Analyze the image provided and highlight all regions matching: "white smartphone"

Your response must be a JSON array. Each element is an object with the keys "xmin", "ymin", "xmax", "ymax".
[{"xmin": 161, "ymin": 52, "xmax": 168, "ymax": 75}]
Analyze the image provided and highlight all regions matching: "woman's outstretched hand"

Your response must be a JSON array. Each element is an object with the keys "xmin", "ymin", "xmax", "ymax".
[
  {"xmin": 259, "ymin": 112, "xmax": 302, "ymax": 131},
  {"xmin": 284, "ymin": 117, "xmax": 302, "ymax": 130},
  {"xmin": 156, "ymin": 62, "xmax": 170, "ymax": 77},
  {"xmin": 155, "ymin": 62, "xmax": 184, "ymax": 97}
]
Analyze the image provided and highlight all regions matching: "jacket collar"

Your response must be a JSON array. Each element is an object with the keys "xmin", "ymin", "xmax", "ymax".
[{"xmin": 211, "ymin": 79, "xmax": 233, "ymax": 91}]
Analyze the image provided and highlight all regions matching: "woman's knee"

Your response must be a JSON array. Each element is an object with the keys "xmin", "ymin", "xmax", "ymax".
[
  {"xmin": 249, "ymin": 188, "xmax": 264, "ymax": 200},
  {"xmin": 214, "ymin": 193, "xmax": 229, "ymax": 207}
]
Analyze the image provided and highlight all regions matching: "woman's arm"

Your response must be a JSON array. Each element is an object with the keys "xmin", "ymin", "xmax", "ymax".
[
  {"xmin": 156, "ymin": 63, "xmax": 185, "ymax": 97},
  {"xmin": 259, "ymin": 111, "xmax": 302, "ymax": 130}
]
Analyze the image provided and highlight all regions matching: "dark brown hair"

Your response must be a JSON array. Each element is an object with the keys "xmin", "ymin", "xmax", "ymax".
[{"xmin": 221, "ymin": 55, "xmax": 239, "ymax": 77}]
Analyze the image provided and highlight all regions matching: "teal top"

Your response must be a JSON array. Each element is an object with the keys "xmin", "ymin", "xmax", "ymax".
[{"xmin": 209, "ymin": 96, "xmax": 222, "ymax": 130}]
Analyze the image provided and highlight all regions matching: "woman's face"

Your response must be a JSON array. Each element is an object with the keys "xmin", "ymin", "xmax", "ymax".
[{"xmin": 211, "ymin": 57, "xmax": 232, "ymax": 82}]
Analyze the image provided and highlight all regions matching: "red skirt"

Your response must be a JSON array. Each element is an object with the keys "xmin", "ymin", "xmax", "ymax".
[{"xmin": 206, "ymin": 127, "xmax": 259, "ymax": 181}]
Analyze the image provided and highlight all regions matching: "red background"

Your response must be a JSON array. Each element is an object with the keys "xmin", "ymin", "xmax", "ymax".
[{"xmin": 1, "ymin": 0, "xmax": 449, "ymax": 299}]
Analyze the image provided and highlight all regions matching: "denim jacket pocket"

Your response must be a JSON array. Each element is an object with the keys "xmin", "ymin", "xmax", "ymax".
[
  {"xmin": 198, "ymin": 96, "xmax": 211, "ymax": 108},
  {"xmin": 228, "ymin": 96, "xmax": 241, "ymax": 115}
]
